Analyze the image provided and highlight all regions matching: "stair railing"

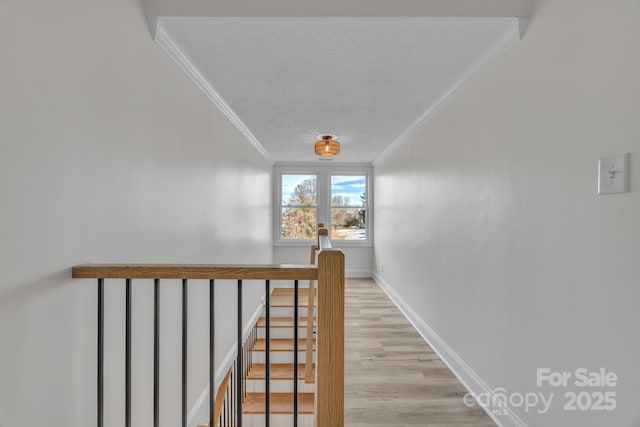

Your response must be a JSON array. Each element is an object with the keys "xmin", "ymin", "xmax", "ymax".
[
  {"xmin": 72, "ymin": 245, "xmax": 344, "ymax": 427},
  {"xmin": 213, "ymin": 361, "xmax": 233, "ymax": 426},
  {"xmin": 209, "ymin": 323, "xmax": 257, "ymax": 427}
]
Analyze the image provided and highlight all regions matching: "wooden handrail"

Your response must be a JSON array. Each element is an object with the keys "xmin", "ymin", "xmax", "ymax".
[
  {"xmin": 196, "ymin": 365, "xmax": 232, "ymax": 427},
  {"xmin": 72, "ymin": 264, "xmax": 317, "ymax": 280},
  {"xmin": 213, "ymin": 369, "xmax": 232, "ymax": 427}
]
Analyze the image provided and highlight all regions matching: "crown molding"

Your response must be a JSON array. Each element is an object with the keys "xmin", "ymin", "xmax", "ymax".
[
  {"xmin": 152, "ymin": 21, "xmax": 272, "ymax": 163},
  {"xmin": 373, "ymin": 18, "xmax": 521, "ymax": 166}
]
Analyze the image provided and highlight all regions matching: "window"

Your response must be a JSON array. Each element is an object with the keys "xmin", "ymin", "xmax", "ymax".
[
  {"xmin": 280, "ymin": 174, "xmax": 317, "ymax": 240},
  {"xmin": 275, "ymin": 166, "xmax": 372, "ymax": 246},
  {"xmin": 331, "ymin": 175, "xmax": 366, "ymax": 240}
]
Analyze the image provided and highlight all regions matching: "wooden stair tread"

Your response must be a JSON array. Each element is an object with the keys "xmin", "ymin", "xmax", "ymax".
[
  {"xmin": 256, "ymin": 317, "xmax": 316, "ymax": 328},
  {"xmin": 247, "ymin": 363, "xmax": 315, "ymax": 380},
  {"xmin": 243, "ymin": 392, "xmax": 315, "ymax": 414},
  {"xmin": 270, "ymin": 288, "xmax": 317, "ymax": 307},
  {"xmin": 252, "ymin": 339, "xmax": 315, "ymax": 352},
  {"xmin": 270, "ymin": 295, "xmax": 317, "ymax": 308},
  {"xmin": 271, "ymin": 288, "xmax": 316, "ymax": 296}
]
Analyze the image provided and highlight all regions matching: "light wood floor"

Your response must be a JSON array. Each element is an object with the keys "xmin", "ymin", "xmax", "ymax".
[{"xmin": 344, "ymin": 278, "xmax": 495, "ymax": 427}]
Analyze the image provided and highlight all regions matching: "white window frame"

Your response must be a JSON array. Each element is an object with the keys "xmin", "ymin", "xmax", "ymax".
[{"xmin": 274, "ymin": 163, "xmax": 373, "ymax": 247}]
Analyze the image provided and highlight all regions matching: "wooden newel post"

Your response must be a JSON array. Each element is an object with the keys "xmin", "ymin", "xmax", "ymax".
[
  {"xmin": 315, "ymin": 248, "xmax": 345, "ymax": 427},
  {"xmin": 305, "ymin": 244, "xmax": 318, "ymax": 383}
]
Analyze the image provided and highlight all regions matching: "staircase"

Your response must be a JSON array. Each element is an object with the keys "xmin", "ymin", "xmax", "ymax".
[
  {"xmin": 244, "ymin": 286, "xmax": 316, "ymax": 427},
  {"xmin": 73, "ymin": 226, "xmax": 344, "ymax": 427},
  {"xmin": 204, "ymin": 286, "xmax": 318, "ymax": 427}
]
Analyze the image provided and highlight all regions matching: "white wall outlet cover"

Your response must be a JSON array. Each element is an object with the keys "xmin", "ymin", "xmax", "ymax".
[{"xmin": 598, "ymin": 153, "xmax": 630, "ymax": 195}]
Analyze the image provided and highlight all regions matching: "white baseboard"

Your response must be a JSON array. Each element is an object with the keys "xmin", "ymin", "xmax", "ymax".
[
  {"xmin": 372, "ymin": 273, "xmax": 526, "ymax": 427},
  {"xmin": 346, "ymin": 269, "xmax": 372, "ymax": 278},
  {"xmin": 188, "ymin": 294, "xmax": 267, "ymax": 427}
]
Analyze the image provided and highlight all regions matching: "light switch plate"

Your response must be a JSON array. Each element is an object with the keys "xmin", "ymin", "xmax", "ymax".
[{"xmin": 598, "ymin": 153, "xmax": 630, "ymax": 195}]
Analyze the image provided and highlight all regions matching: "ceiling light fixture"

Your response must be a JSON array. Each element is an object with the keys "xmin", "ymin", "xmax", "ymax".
[{"xmin": 315, "ymin": 134, "xmax": 340, "ymax": 157}]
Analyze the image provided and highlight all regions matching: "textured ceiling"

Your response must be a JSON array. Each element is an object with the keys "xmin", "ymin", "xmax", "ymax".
[{"xmin": 158, "ymin": 17, "xmax": 519, "ymax": 163}]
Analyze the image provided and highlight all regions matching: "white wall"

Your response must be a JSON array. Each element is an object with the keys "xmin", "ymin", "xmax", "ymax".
[
  {"xmin": 374, "ymin": 1, "xmax": 640, "ymax": 426},
  {"xmin": 274, "ymin": 246, "xmax": 372, "ymax": 277},
  {"xmin": 0, "ymin": 0, "xmax": 272, "ymax": 426}
]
